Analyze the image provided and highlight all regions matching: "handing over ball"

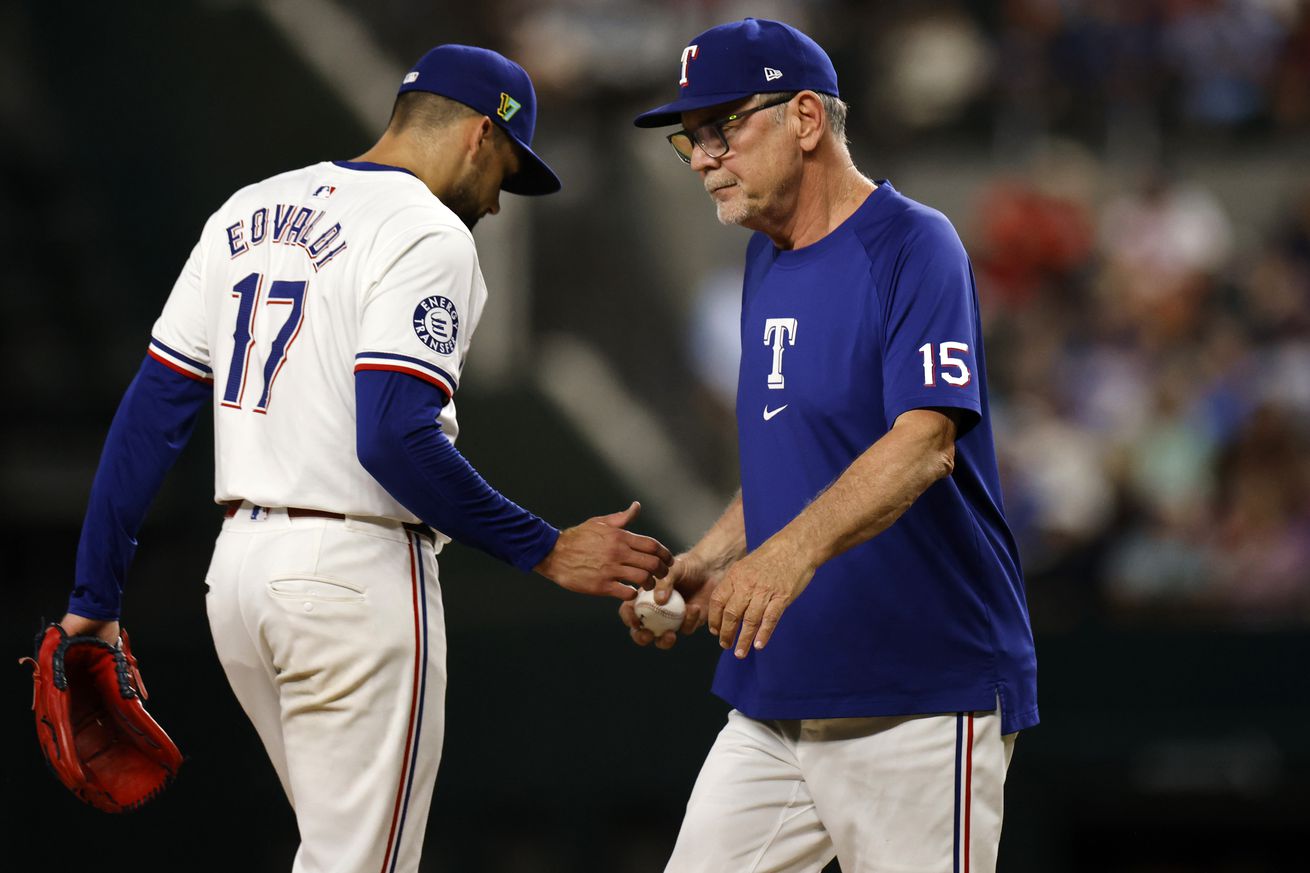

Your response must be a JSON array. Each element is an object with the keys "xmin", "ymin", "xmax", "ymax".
[{"xmin": 633, "ymin": 587, "xmax": 686, "ymax": 636}]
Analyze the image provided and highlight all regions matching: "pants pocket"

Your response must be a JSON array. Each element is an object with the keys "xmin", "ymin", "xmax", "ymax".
[{"xmin": 267, "ymin": 575, "xmax": 367, "ymax": 603}]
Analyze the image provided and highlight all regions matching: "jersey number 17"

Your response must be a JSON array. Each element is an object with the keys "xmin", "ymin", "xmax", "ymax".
[{"xmin": 221, "ymin": 272, "xmax": 308, "ymax": 414}]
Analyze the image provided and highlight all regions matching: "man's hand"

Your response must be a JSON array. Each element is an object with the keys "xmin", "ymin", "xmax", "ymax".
[
  {"xmin": 619, "ymin": 552, "xmax": 718, "ymax": 649},
  {"xmin": 708, "ymin": 537, "xmax": 816, "ymax": 659},
  {"xmin": 59, "ymin": 612, "xmax": 120, "ymax": 645},
  {"xmin": 535, "ymin": 501, "xmax": 673, "ymax": 600}
]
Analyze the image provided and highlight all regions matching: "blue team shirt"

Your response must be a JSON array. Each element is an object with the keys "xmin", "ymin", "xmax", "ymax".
[{"xmin": 715, "ymin": 182, "xmax": 1039, "ymax": 734}]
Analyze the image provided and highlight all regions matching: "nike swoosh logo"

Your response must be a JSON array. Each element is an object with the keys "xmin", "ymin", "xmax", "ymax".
[{"xmin": 763, "ymin": 404, "xmax": 788, "ymax": 421}]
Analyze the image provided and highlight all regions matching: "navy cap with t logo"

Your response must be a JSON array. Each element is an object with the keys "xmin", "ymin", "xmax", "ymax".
[
  {"xmin": 400, "ymin": 44, "xmax": 561, "ymax": 195},
  {"xmin": 634, "ymin": 18, "xmax": 839, "ymax": 128}
]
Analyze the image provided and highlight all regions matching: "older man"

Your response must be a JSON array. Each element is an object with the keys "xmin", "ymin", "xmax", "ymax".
[{"xmin": 624, "ymin": 18, "xmax": 1038, "ymax": 873}]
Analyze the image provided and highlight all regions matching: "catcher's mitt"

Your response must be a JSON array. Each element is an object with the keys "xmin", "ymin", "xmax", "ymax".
[{"xmin": 20, "ymin": 623, "xmax": 183, "ymax": 812}]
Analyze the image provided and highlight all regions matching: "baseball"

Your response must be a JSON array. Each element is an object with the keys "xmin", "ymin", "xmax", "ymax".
[{"xmin": 633, "ymin": 587, "xmax": 686, "ymax": 636}]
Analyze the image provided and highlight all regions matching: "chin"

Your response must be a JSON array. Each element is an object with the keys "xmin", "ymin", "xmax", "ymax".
[
  {"xmin": 711, "ymin": 185, "xmax": 762, "ymax": 226},
  {"xmin": 715, "ymin": 201, "xmax": 756, "ymax": 227}
]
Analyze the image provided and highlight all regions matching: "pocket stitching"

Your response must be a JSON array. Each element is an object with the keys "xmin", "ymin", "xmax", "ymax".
[{"xmin": 267, "ymin": 574, "xmax": 367, "ymax": 603}]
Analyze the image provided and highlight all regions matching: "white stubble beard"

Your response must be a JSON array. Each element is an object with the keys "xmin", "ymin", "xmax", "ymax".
[
  {"xmin": 706, "ymin": 176, "xmax": 757, "ymax": 227},
  {"xmin": 715, "ymin": 196, "xmax": 755, "ymax": 226}
]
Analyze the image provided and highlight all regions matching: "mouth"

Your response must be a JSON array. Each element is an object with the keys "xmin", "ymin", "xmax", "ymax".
[{"xmin": 707, "ymin": 181, "xmax": 737, "ymax": 197}]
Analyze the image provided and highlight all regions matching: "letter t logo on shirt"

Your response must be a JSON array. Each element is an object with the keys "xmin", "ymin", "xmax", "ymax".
[{"xmin": 763, "ymin": 318, "xmax": 797, "ymax": 389}]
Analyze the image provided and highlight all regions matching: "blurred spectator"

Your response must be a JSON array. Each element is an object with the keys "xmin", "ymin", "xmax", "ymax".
[
  {"xmin": 1270, "ymin": 5, "xmax": 1310, "ymax": 126},
  {"xmin": 1100, "ymin": 171, "xmax": 1233, "ymax": 279},
  {"xmin": 1001, "ymin": 393, "xmax": 1117, "ymax": 573},
  {"xmin": 873, "ymin": 7, "xmax": 993, "ymax": 129},
  {"xmin": 1162, "ymin": 0, "xmax": 1289, "ymax": 128},
  {"xmin": 1098, "ymin": 171, "xmax": 1234, "ymax": 347},
  {"xmin": 1123, "ymin": 362, "xmax": 1218, "ymax": 519},
  {"xmin": 971, "ymin": 143, "xmax": 1098, "ymax": 309},
  {"xmin": 1209, "ymin": 403, "xmax": 1310, "ymax": 622}
]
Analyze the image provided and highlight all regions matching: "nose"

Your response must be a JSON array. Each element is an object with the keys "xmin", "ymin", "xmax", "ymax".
[
  {"xmin": 486, "ymin": 192, "xmax": 501, "ymax": 217},
  {"xmin": 689, "ymin": 141, "xmax": 721, "ymax": 173}
]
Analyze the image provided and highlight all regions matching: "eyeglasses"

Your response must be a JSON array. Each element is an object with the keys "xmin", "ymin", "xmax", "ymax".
[{"xmin": 666, "ymin": 94, "xmax": 795, "ymax": 164}]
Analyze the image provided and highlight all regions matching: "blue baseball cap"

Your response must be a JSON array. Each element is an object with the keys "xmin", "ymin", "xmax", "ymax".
[
  {"xmin": 634, "ymin": 18, "xmax": 840, "ymax": 128},
  {"xmin": 400, "ymin": 44, "xmax": 561, "ymax": 196}
]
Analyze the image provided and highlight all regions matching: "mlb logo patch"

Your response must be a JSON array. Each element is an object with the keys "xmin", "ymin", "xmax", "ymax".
[{"xmin": 313, "ymin": 185, "xmax": 337, "ymax": 199}]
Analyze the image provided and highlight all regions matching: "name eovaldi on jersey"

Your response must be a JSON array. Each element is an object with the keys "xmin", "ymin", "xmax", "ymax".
[{"xmin": 223, "ymin": 194, "xmax": 350, "ymax": 272}]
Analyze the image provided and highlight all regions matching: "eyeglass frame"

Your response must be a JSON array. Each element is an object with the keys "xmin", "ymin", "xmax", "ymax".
[{"xmin": 666, "ymin": 93, "xmax": 797, "ymax": 164}]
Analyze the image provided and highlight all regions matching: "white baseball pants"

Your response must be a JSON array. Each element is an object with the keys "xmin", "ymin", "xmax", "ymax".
[
  {"xmin": 205, "ymin": 507, "xmax": 446, "ymax": 873},
  {"xmin": 665, "ymin": 707, "xmax": 1015, "ymax": 873}
]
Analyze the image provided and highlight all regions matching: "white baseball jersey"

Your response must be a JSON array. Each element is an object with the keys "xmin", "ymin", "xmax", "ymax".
[{"xmin": 148, "ymin": 161, "xmax": 487, "ymax": 521}]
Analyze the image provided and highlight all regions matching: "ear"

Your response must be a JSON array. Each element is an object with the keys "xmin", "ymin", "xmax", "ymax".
[
  {"xmin": 471, "ymin": 115, "xmax": 496, "ymax": 154},
  {"xmin": 456, "ymin": 114, "xmax": 496, "ymax": 162},
  {"xmin": 793, "ymin": 91, "xmax": 826, "ymax": 154}
]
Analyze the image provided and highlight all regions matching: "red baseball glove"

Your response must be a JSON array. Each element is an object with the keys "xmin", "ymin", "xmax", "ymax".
[{"xmin": 20, "ymin": 623, "xmax": 183, "ymax": 812}]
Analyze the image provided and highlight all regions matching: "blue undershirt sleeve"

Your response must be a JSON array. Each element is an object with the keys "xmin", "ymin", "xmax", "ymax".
[
  {"xmin": 69, "ymin": 355, "xmax": 212, "ymax": 620},
  {"xmin": 354, "ymin": 369, "xmax": 560, "ymax": 572}
]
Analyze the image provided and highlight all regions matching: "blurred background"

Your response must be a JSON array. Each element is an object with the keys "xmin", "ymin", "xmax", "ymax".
[{"xmin": 4, "ymin": 0, "xmax": 1308, "ymax": 870}]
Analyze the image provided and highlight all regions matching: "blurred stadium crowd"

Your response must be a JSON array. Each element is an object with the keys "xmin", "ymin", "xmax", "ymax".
[{"xmin": 976, "ymin": 158, "xmax": 1310, "ymax": 629}]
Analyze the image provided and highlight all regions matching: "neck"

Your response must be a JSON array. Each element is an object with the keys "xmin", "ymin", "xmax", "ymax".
[
  {"xmin": 758, "ymin": 159, "xmax": 875, "ymax": 250},
  {"xmin": 353, "ymin": 128, "xmax": 464, "ymax": 200}
]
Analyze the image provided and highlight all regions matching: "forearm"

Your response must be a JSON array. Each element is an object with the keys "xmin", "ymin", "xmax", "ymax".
[
  {"xmin": 687, "ymin": 491, "xmax": 747, "ymax": 574},
  {"xmin": 70, "ymin": 356, "xmax": 211, "ymax": 620},
  {"xmin": 775, "ymin": 409, "xmax": 957, "ymax": 570},
  {"xmin": 355, "ymin": 370, "xmax": 559, "ymax": 571}
]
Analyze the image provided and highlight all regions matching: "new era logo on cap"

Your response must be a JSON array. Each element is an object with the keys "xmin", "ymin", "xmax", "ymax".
[
  {"xmin": 403, "ymin": 71, "xmax": 419, "ymax": 84},
  {"xmin": 764, "ymin": 67, "xmax": 783, "ymax": 81}
]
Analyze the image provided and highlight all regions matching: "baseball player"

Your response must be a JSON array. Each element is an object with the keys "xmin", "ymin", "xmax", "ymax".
[
  {"xmin": 621, "ymin": 19, "xmax": 1039, "ymax": 873},
  {"xmin": 56, "ymin": 45, "xmax": 672, "ymax": 873}
]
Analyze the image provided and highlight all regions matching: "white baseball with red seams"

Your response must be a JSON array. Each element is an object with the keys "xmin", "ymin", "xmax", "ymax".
[{"xmin": 634, "ymin": 587, "xmax": 686, "ymax": 635}]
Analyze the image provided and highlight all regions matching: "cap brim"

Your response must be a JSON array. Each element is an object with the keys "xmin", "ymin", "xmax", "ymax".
[
  {"xmin": 501, "ymin": 134, "xmax": 561, "ymax": 196},
  {"xmin": 632, "ymin": 91, "xmax": 757, "ymax": 128}
]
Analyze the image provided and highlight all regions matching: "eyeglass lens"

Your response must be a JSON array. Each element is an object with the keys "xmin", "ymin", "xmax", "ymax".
[{"xmin": 669, "ymin": 125, "xmax": 727, "ymax": 162}]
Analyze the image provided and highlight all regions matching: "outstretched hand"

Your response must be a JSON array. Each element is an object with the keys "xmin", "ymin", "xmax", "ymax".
[
  {"xmin": 535, "ymin": 501, "xmax": 673, "ymax": 600},
  {"xmin": 619, "ymin": 552, "xmax": 718, "ymax": 649}
]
